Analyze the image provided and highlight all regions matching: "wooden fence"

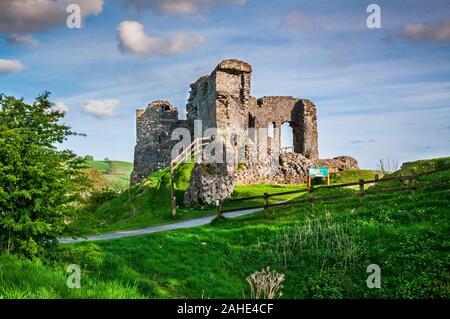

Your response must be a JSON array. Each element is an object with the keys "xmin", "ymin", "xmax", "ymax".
[
  {"xmin": 170, "ymin": 136, "xmax": 212, "ymax": 216},
  {"xmin": 217, "ymin": 166, "xmax": 450, "ymax": 217}
]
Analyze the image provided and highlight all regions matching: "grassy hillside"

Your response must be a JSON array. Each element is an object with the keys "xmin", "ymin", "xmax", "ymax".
[
  {"xmin": 2, "ymin": 157, "xmax": 447, "ymax": 299},
  {"xmin": 75, "ymin": 162, "xmax": 379, "ymax": 235},
  {"xmin": 74, "ymin": 160, "xmax": 450, "ymax": 298},
  {"xmin": 331, "ymin": 169, "xmax": 377, "ymax": 184},
  {"xmin": 74, "ymin": 162, "xmax": 208, "ymax": 234},
  {"xmin": 76, "ymin": 161, "xmax": 308, "ymax": 234},
  {"xmin": 85, "ymin": 160, "xmax": 133, "ymax": 192},
  {"xmin": 396, "ymin": 157, "xmax": 450, "ymax": 175}
]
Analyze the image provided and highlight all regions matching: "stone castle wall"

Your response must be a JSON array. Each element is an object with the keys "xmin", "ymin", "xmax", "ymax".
[
  {"xmin": 130, "ymin": 100, "xmax": 186, "ymax": 185},
  {"xmin": 250, "ymin": 96, "xmax": 319, "ymax": 160},
  {"xmin": 183, "ymin": 60, "xmax": 254, "ymax": 205},
  {"xmin": 235, "ymin": 154, "xmax": 358, "ymax": 185}
]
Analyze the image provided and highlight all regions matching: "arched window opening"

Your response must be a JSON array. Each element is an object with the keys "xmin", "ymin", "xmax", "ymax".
[
  {"xmin": 267, "ymin": 122, "xmax": 275, "ymax": 139},
  {"xmin": 281, "ymin": 122, "xmax": 293, "ymax": 153},
  {"xmin": 248, "ymin": 113, "xmax": 255, "ymax": 128}
]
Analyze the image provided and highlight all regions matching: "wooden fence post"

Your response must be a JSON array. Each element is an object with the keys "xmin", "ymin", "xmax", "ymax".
[
  {"xmin": 308, "ymin": 184, "xmax": 314, "ymax": 210},
  {"xmin": 170, "ymin": 161, "xmax": 176, "ymax": 217},
  {"xmin": 326, "ymin": 166, "xmax": 330, "ymax": 186},
  {"xmin": 412, "ymin": 175, "xmax": 417, "ymax": 196},
  {"xmin": 359, "ymin": 179, "xmax": 365, "ymax": 204},
  {"xmin": 172, "ymin": 195, "xmax": 177, "ymax": 217},
  {"xmin": 216, "ymin": 199, "xmax": 222, "ymax": 218},
  {"xmin": 264, "ymin": 193, "xmax": 269, "ymax": 217}
]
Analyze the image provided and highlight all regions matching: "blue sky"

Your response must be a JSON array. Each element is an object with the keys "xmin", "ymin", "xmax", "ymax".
[{"xmin": 1, "ymin": 0, "xmax": 449, "ymax": 169}]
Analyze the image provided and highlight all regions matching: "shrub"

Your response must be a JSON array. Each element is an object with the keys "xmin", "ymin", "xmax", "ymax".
[
  {"xmin": 0, "ymin": 92, "xmax": 85, "ymax": 259},
  {"xmin": 84, "ymin": 189, "xmax": 119, "ymax": 212},
  {"xmin": 246, "ymin": 267, "xmax": 285, "ymax": 299}
]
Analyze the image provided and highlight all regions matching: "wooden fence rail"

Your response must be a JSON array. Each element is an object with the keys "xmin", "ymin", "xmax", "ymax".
[
  {"xmin": 218, "ymin": 166, "xmax": 450, "ymax": 215},
  {"xmin": 170, "ymin": 136, "xmax": 213, "ymax": 216}
]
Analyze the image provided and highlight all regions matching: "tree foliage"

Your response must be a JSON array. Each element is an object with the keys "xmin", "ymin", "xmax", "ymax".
[
  {"xmin": 81, "ymin": 168, "xmax": 119, "ymax": 212},
  {"xmin": 0, "ymin": 92, "xmax": 84, "ymax": 258}
]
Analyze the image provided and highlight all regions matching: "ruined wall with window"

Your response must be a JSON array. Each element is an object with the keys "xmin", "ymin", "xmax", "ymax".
[
  {"xmin": 249, "ymin": 96, "xmax": 319, "ymax": 160},
  {"xmin": 130, "ymin": 100, "xmax": 187, "ymax": 185}
]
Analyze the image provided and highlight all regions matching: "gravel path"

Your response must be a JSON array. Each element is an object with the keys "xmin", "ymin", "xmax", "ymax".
[{"xmin": 59, "ymin": 208, "xmax": 262, "ymax": 244}]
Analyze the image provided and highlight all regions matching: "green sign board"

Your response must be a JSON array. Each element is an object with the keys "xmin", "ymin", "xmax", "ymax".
[{"xmin": 309, "ymin": 167, "xmax": 329, "ymax": 177}]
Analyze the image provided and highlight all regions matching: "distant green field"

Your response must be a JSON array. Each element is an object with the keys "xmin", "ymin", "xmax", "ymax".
[
  {"xmin": 2, "ymin": 157, "xmax": 448, "ymax": 299},
  {"xmin": 85, "ymin": 160, "xmax": 133, "ymax": 192}
]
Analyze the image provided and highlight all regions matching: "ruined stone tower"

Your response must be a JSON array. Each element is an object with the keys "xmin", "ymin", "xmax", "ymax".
[
  {"xmin": 131, "ymin": 59, "xmax": 357, "ymax": 204},
  {"xmin": 130, "ymin": 100, "xmax": 186, "ymax": 185}
]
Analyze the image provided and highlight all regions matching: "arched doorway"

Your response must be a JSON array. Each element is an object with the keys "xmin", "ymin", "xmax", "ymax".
[{"xmin": 280, "ymin": 122, "xmax": 293, "ymax": 153}]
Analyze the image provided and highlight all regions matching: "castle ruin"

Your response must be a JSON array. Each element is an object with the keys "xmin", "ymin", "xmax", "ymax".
[{"xmin": 131, "ymin": 59, "xmax": 358, "ymax": 205}]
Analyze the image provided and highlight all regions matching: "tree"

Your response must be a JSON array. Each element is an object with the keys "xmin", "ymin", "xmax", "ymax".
[
  {"xmin": 84, "ymin": 155, "xmax": 94, "ymax": 161},
  {"xmin": 82, "ymin": 167, "xmax": 118, "ymax": 212},
  {"xmin": 83, "ymin": 168, "xmax": 109, "ymax": 193},
  {"xmin": 0, "ymin": 92, "xmax": 85, "ymax": 258}
]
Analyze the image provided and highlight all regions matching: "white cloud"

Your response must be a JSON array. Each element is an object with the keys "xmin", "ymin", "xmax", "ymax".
[
  {"xmin": 117, "ymin": 21, "xmax": 205, "ymax": 56},
  {"xmin": 81, "ymin": 99, "xmax": 119, "ymax": 118},
  {"xmin": 123, "ymin": 0, "xmax": 245, "ymax": 15},
  {"xmin": 348, "ymin": 140, "xmax": 364, "ymax": 144},
  {"xmin": 401, "ymin": 19, "xmax": 450, "ymax": 43},
  {"xmin": 7, "ymin": 34, "xmax": 39, "ymax": 46},
  {"xmin": 53, "ymin": 102, "xmax": 70, "ymax": 114},
  {"xmin": 0, "ymin": 0, "xmax": 104, "ymax": 43},
  {"xmin": 279, "ymin": 11, "xmax": 322, "ymax": 32},
  {"xmin": 0, "ymin": 59, "xmax": 23, "ymax": 74}
]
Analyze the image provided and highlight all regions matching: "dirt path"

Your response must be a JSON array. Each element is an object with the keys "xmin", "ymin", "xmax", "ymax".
[{"xmin": 59, "ymin": 208, "xmax": 262, "ymax": 244}]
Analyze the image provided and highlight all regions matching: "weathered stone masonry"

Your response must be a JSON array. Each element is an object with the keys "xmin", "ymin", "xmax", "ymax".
[
  {"xmin": 131, "ymin": 59, "xmax": 358, "ymax": 205},
  {"xmin": 131, "ymin": 100, "xmax": 187, "ymax": 185}
]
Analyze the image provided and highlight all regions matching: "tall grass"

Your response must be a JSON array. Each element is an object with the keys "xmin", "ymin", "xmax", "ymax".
[
  {"xmin": 271, "ymin": 211, "xmax": 360, "ymax": 274},
  {"xmin": 0, "ymin": 254, "xmax": 143, "ymax": 299}
]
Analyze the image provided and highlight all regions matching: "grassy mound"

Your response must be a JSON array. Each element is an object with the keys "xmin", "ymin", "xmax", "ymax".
[
  {"xmin": 396, "ymin": 156, "xmax": 450, "ymax": 175},
  {"xmin": 373, "ymin": 156, "xmax": 450, "ymax": 190},
  {"xmin": 75, "ymin": 157, "xmax": 448, "ymax": 236},
  {"xmin": 74, "ymin": 162, "xmax": 207, "ymax": 234},
  {"xmin": 331, "ymin": 169, "xmax": 377, "ymax": 184},
  {"xmin": 75, "ymin": 161, "xmax": 388, "ymax": 234},
  {"xmin": 85, "ymin": 160, "xmax": 133, "ymax": 192},
  {"xmin": 73, "ymin": 164, "xmax": 448, "ymax": 298}
]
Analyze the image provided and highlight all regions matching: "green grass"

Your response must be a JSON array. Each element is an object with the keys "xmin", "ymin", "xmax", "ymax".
[
  {"xmin": 0, "ymin": 254, "xmax": 144, "ymax": 298},
  {"xmin": 77, "ymin": 160, "xmax": 379, "ymax": 235},
  {"xmin": 330, "ymin": 169, "xmax": 377, "ymax": 184},
  {"xmin": 371, "ymin": 156, "xmax": 450, "ymax": 191},
  {"xmin": 76, "ymin": 162, "xmax": 307, "ymax": 235},
  {"xmin": 84, "ymin": 160, "xmax": 133, "ymax": 192},
  {"xmin": 73, "ymin": 161, "xmax": 220, "ymax": 234},
  {"xmin": 396, "ymin": 156, "xmax": 450, "ymax": 175},
  {"xmin": 77, "ymin": 167, "xmax": 450, "ymax": 299},
  {"xmin": 1, "ymin": 157, "xmax": 449, "ymax": 299}
]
